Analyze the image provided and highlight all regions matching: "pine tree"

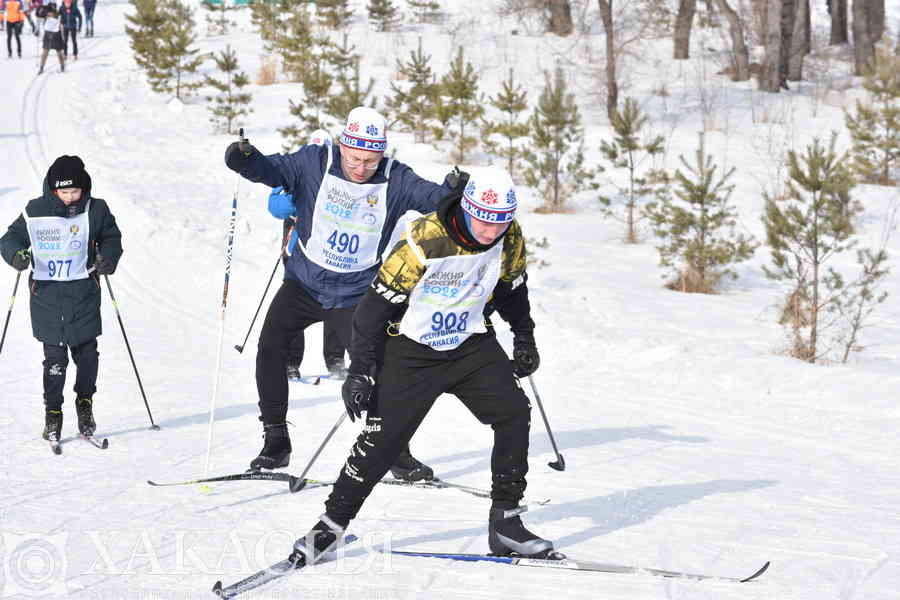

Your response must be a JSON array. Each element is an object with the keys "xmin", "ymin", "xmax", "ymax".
[
  {"xmin": 202, "ymin": 0, "xmax": 237, "ymax": 36},
  {"xmin": 522, "ymin": 67, "xmax": 594, "ymax": 211},
  {"xmin": 438, "ymin": 47, "xmax": 484, "ymax": 163},
  {"xmin": 482, "ymin": 68, "xmax": 529, "ymax": 182},
  {"xmin": 326, "ymin": 34, "xmax": 377, "ymax": 120},
  {"xmin": 844, "ymin": 53, "xmax": 900, "ymax": 185},
  {"xmin": 205, "ymin": 45, "xmax": 253, "ymax": 134},
  {"xmin": 597, "ymin": 97, "xmax": 665, "ymax": 243},
  {"xmin": 833, "ymin": 247, "xmax": 890, "ymax": 363},
  {"xmin": 646, "ymin": 132, "xmax": 756, "ymax": 293},
  {"xmin": 249, "ymin": 0, "xmax": 290, "ymax": 52},
  {"xmin": 159, "ymin": 0, "xmax": 205, "ymax": 99},
  {"xmin": 368, "ymin": 0, "xmax": 400, "ymax": 31},
  {"xmin": 385, "ymin": 37, "xmax": 438, "ymax": 143},
  {"xmin": 317, "ymin": 0, "xmax": 353, "ymax": 29},
  {"xmin": 762, "ymin": 133, "xmax": 858, "ymax": 363},
  {"xmin": 125, "ymin": 0, "xmax": 167, "ymax": 88},
  {"xmin": 127, "ymin": 0, "xmax": 204, "ymax": 99},
  {"xmin": 407, "ymin": 0, "xmax": 441, "ymax": 23},
  {"xmin": 276, "ymin": 5, "xmax": 317, "ymax": 83}
]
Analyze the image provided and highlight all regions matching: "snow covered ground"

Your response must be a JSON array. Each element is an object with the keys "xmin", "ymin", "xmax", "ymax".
[{"xmin": 2, "ymin": 1, "xmax": 900, "ymax": 598}]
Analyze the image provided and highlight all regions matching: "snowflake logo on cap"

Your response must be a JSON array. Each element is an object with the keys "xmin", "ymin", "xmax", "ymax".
[
  {"xmin": 348, "ymin": 122, "xmax": 359, "ymax": 132},
  {"xmin": 481, "ymin": 189, "xmax": 499, "ymax": 205},
  {"xmin": 506, "ymin": 189, "xmax": 517, "ymax": 204},
  {"xmin": 366, "ymin": 124, "xmax": 379, "ymax": 136}
]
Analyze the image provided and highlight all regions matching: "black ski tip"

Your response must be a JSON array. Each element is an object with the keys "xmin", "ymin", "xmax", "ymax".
[
  {"xmin": 212, "ymin": 580, "xmax": 224, "ymax": 597},
  {"xmin": 741, "ymin": 561, "xmax": 770, "ymax": 583},
  {"xmin": 147, "ymin": 480, "xmax": 159, "ymax": 486}
]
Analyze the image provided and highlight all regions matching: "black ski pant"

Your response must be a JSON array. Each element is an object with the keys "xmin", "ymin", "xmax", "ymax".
[
  {"xmin": 285, "ymin": 322, "xmax": 345, "ymax": 369},
  {"xmin": 42, "ymin": 338, "xmax": 98, "ymax": 410},
  {"xmin": 256, "ymin": 279, "xmax": 353, "ymax": 425},
  {"xmin": 62, "ymin": 27, "xmax": 76, "ymax": 57},
  {"xmin": 324, "ymin": 333, "xmax": 532, "ymax": 527},
  {"xmin": 84, "ymin": 5, "xmax": 94, "ymax": 36},
  {"xmin": 7, "ymin": 21, "xmax": 22, "ymax": 56}
]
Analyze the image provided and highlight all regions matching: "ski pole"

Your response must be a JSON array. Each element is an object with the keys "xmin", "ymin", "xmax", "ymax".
[
  {"xmin": 205, "ymin": 133, "xmax": 242, "ymax": 475},
  {"xmin": 234, "ymin": 253, "xmax": 281, "ymax": 353},
  {"xmin": 0, "ymin": 271, "xmax": 22, "ymax": 356},
  {"xmin": 104, "ymin": 274, "xmax": 159, "ymax": 430},
  {"xmin": 292, "ymin": 411, "xmax": 347, "ymax": 491},
  {"xmin": 526, "ymin": 375, "xmax": 565, "ymax": 471}
]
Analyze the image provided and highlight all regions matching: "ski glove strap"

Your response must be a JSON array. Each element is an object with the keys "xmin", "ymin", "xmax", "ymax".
[{"xmin": 342, "ymin": 373, "xmax": 375, "ymax": 423}]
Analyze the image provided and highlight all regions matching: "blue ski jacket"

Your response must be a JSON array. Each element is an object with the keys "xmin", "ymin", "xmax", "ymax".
[{"xmin": 229, "ymin": 143, "xmax": 452, "ymax": 308}]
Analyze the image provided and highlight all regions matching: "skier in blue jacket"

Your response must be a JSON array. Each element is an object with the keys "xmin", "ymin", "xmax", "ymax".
[
  {"xmin": 267, "ymin": 129, "xmax": 348, "ymax": 381},
  {"xmin": 225, "ymin": 107, "xmax": 460, "ymax": 478}
]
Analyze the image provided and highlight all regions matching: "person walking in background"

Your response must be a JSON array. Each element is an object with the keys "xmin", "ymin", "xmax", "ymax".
[
  {"xmin": 30, "ymin": 0, "xmax": 45, "ymax": 35},
  {"xmin": 36, "ymin": 1, "xmax": 62, "ymax": 73},
  {"xmin": 81, "ymin": 0, "xmax": 92, "ymax": 36},
  {"xmin": 3, "ymin": 0, "xmax": 26, "ymax": 58},
  {"xmin": 58, "ymin": 0, "xmax": 78, "ymax": 59},
  {"xmin": 0, "ymin": 156, "xmax": 122, "ymax": 447}
]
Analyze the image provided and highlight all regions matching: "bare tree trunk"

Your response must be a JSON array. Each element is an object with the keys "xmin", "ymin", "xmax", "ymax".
[
  {"xmin": 759, "ymin": 0, "xmax": 784, "ymax": 91},
  {"xmin": 714, "ymin": 0, "xmax": 750, "ymax": 80},
  {"xmin": 547, "ymin": 0, "xmax": 574, "ymax": 36},
  {"xmin": 779, "ymin": 0, "xmax": 796, "ymax": 85},
  {"xmin": 673, "ymin": 0, "xmax": 697, "ymax": 59},
  {"xmin": 869, "ymin": 0, "xmax": 884, "ymax": 41},
  {"xmin": 787, "ymin": 0, "xmax": 808, "ymax": 81},
  {"xmin": 829, "ymin": 0, "xmax": 848, "ymax": 44},
  {"xmin": 852, "ymin": 0, "xmax": 875, "ymax": 75},
  {"xmin": 598, "ymin": 0, "xmax": 618, "ymax": 120}
]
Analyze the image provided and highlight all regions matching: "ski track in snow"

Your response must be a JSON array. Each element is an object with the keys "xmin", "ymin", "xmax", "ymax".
[{"xmin": 1, "ymin": 2, "xmax": 900, "ymax": 599}]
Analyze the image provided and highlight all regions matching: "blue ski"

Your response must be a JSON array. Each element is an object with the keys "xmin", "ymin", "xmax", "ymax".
[{"xmin": 386, "ymin": 549, "xmax": 770, "ymax": 583}]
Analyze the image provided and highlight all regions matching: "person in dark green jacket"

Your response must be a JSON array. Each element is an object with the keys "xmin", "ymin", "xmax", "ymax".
[{"xmin": 0, "ymin": 155, "xmax": 122, "ymax": 444}]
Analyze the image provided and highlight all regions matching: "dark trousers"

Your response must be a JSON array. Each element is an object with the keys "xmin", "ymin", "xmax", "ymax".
[
  {"xmin": 84, "ymin": 6, "xmax": 94, "ymax": 35},
  {"xmin": 285, "ymin": 311, "xmax": 346, "ymax": 367},
  {"xmin": 62, "ymin": 27, "xmax": 76, "ymax": 56},
  {"xmin": 256, "ymin": 279, "xmax": 353, "ymax": 424},
  {"xmin": 324, "ymin": 333, "xmax": 531, "ymax": 526},
  {"xmin": 6, "ymin": 21, "xmax": 22, "ymax": 55},
  {"xmin": 42, "ymin": 339, "xmax": 99, "ymax": 410}
]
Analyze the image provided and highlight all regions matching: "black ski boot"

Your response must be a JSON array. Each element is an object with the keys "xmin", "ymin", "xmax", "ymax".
[
  {"xmin": 285, "ymin": 363, "xmax": 301, "ymax": 382},
  {"xmin": 488, "ymin": 506, "xmax": 555, "ymax": 558},
  {"xmin": 76, "ymin": 398, "xmax": 96, "ymax": 436},
  {"xmin": 389, "ymin": 446, "xmax": 434, "ymax": 482},
  {"xmin": 42, "ymin": 409, "xmax": 63, "ymax": 442},
  {"xmin": 289, "ymin": 514, "xmax": 345, "ymax": 567},
  {"xmin": 249, "ymin": 422, "xmax": 291, "ymax": 471}
]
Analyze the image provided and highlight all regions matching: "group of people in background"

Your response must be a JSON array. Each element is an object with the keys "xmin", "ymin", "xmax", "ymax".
[{"xmin": 2, "ymin": 0, "xmax": 96, "ymax": 68}]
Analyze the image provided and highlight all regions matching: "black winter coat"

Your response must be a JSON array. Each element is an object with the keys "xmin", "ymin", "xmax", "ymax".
[{"xmin": 0, "ymin": 177, "xmax": 122, "ymax": 347}]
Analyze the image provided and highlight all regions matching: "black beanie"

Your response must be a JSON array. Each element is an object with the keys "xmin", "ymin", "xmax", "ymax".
[{"xmin": 47, "ymin": 155, "xmax": 88, "ymax": 190}]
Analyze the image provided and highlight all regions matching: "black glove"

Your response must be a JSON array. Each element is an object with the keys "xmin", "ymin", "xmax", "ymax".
[
  {"xmin": 342, "ymin": 373, "xmax": 374, "ymax": 423},
  {"xmin": 511, "ymin": 335, "xmax": 540, "ymax": 378},
  {"xmin": 224, "ymin": 131, "xmax": 256, "ymax": 169},
  {"xmin": 445, "ymin": 166, "xmax": 469, "ymax": 192},
  {"xmin": 11, "ymin": 249, "xmax": 31, "ymax": 271},
  {"xmin": 94, "ymin": 254, "xmax": 114, "ymax": 275}
]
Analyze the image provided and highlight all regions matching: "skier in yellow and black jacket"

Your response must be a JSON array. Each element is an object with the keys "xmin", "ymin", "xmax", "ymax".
[{"xmin": 287, "ymin": 166, "xmax": 556, "ymax": 570}]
